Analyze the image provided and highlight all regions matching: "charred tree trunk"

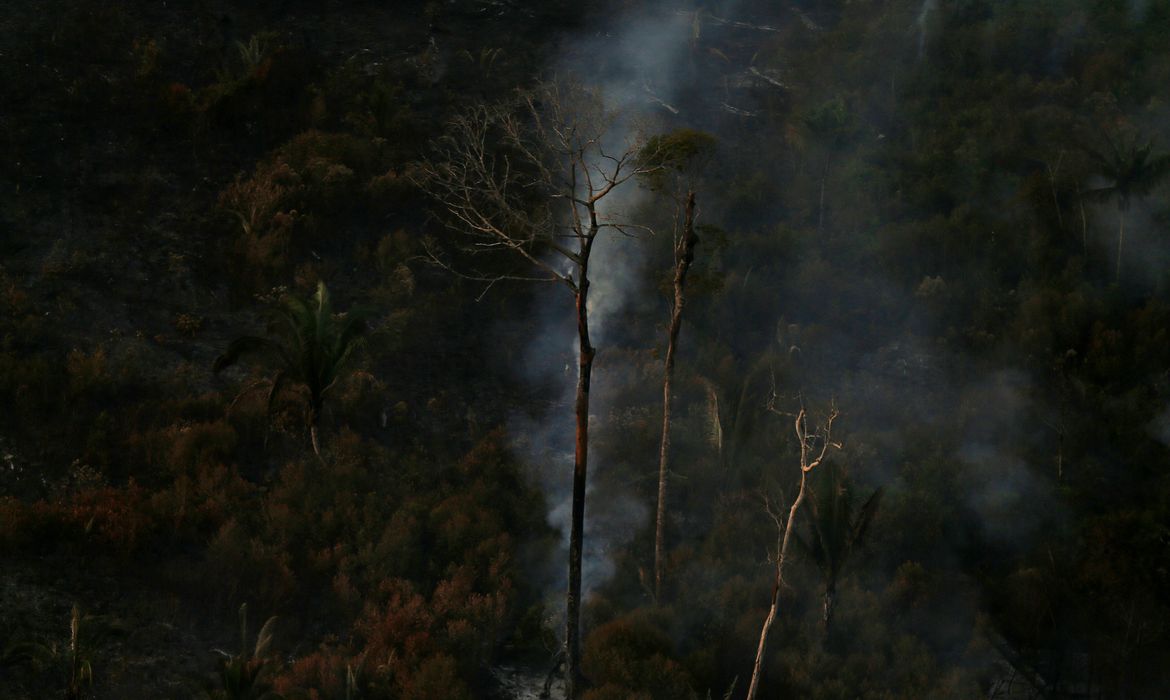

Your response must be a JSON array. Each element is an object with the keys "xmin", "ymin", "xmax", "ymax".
[
  {"xmin": 413, "ymin": 84, "xmax": 656, "ymax": 699},
  {"xmin": 654, "ymin": 192, "xmax": 698, "ymax": 602},
  {"xmin": 566, "ymin": 230, "xmax": 597, "ymax": 700}
]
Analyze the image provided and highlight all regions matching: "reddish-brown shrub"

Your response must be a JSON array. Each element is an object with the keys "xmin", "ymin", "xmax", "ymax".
[
  {"xmin": 205, "ymin": 519, "xmax": 297, "ymax": 609},
  {"xmin": 430, "ymin": 563, "xmax": 511, "ymax": 668},
  {"xmin": 356, "ymin": 578, "xmax": 436, "ymax": 669},
  {"xmin": 397, "ymin": 654, "xmax": 470, "ymax": 700},
  {"xmin": 584, "ymin": 685, "xmax": 654, "ymax": 700},
  {"xmin": 276, "ymin": 646, "xmax": 354, "ymax": 700},
  {"xmin": 217, "ymin": 129, "xmax": 388, "ymax": 288},
  {"xmin": 0, "ymin": 483, "xmax": 159, "ymax": 557},
  {"xmin": 582, "ymin": 612, "xmax": 697, "ymax": 700},
  {"xmin": 68, "ymin": 483, "xmax": 152, "ymax": 554}
]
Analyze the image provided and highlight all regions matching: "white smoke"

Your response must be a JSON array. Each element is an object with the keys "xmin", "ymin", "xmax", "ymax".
[
  {"xmin": 955, "ymin": 370, "xmax": 1063, "ymax": 548},
  {"xmin": 563, "ymin": 8, "xmax": 694, "ymax": 345},
  {"xmin": 506, "ymin": 5, "xmax": 697, "ymax": 611}
]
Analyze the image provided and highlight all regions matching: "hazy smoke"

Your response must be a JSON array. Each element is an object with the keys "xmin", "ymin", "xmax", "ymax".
[
  {"xmin": 560, "ymin": 7, "xmax": 693, "ymax": 345},
  {"xmin": 955, "ymin": 370, "xmax": 1061, "ymax": 548},
  {"xmin": 507, "ymin": 5, "xmax": 696, "ymax": 612},
  {"xmin": 1149, "ymin": 404, "xmax": 1170, "ymax": 447},
  {"xmin": 916, "ymin": 0, "xmax": 937, "ymax": 57}
]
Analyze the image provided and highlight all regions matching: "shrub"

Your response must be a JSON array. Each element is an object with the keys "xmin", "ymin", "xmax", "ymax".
[
  {"xmin": 65, "ymin": 346, "xmax": 111, "ymax": 397},
  {"xmin": 218, "ymin": 131, "xmax": 386, "ymax": 280},
  {"xmin": 173, "ymin": 313, "xmax": 204, "ymax": 337},
  {"xmin": 275, "ymin": 646, "xmax": 355, "ymax": 700},
  {"xmin": 198, "ymin": 41, "xmax": 320, "ymax": 147},
  {"xmin": 398, "ymin": 654, "xmax": 470, "ymax": 700},
  {"xmin": 0, "ymin": 483, "xmax": 158, "ymax": 557},
  {"xmin": 581, "ymin": 611, "xmax": 697, "ymax": 700},
  {"xmin": 205, "ymin": 519, "xmax": 297, "ymax": 611}
]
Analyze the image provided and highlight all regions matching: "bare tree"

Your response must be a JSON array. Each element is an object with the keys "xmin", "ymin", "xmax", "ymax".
[
  {"xmin": 745, "ymin": 402, "xmax": 840, "ymax": 700},
  {"xmin": 415, "ymin": 80, "xmax": 658, "ymax": 698}
]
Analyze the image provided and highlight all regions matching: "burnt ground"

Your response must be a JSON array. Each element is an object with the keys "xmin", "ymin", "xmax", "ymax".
[
  {"xmin": 1, "ymin": 553, "xmax": 223, "ymax": 698},
  {"xmin": 0, "ymin": 2, "xmax": 574, "ymax": 697}
]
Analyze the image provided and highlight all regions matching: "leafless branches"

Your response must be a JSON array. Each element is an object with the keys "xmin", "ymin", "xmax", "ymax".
[
  {"xmin": 745, "ymin": 398, "xmax": 841, "ymax": 700},
  {"xmin": 413, "ymin": 80, "xmax": 663, "ymax": 297},
  {"xmin": 413, "ymin": 78, "xmax": 665, "ymax": 699}
]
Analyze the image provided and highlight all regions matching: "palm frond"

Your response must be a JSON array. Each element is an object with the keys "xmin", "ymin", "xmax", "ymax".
[
  {"xmin": 849, "ymin": 486, "xmax": 884, "ymax": 550},
  {"xmin": 214, "ymin": 337, "xmax": 287, "ymax": 374},
  {"xmin": 238, "ymin": 603, "xmax": 250, "ymax": 656},
  {"xmin": 809, "ymin": 480, "xmax": 840, "ymax": 573},
  {"xmin": 801, "ymin": 476, "xmax": 838, "ymax": 578},
  {"xmin": 323, "ymin": 315, "xmax": 368, "ymax": 393},
  {"xmin": 265, "ymin": 370, "xmax": 290, "ymax": 417},
  {"xmin": 1136, "ymin": 152, "xmax": 1170, "ymax": 194},
  {"xmin": 1082, "ymin": 129, "xmax": 1170, "ymax": 202},
  {"xmin": 219, "ymin": 282, "xmax": 367, "ymax": 456},
  {"xmin": 802, "ymin": 466, "xmax": 884, "ymax": 591},
  {"xmin": 253, "ymin": 616, "xmax": 278, "ymax": 659},
  {"xmin": 1079, "ymin": 184, "xmax": 1118, "ymax": 202},
  {"xmin": 1080, "ymin": 142, "xmax": 1117, "ymax": 174},
  {"xmin": 2, "ymin": 639, "xmax": 55, "ymax": 672},
  {"xmin": 274, "ymin": 294, "xmax": 314, "ymax": 351},
  {"xmin": 792, "ymin": 527, "xmax": 830, "ymax": 579}
]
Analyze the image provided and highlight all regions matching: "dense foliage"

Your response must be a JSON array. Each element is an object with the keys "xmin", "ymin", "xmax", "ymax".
[{"xmin": 2, "ymin": 0, "xmax": 1169, "ymax": 698}]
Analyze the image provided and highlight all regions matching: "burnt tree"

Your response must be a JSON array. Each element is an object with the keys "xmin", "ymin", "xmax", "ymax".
[{"xmin": 416, "ymin": 80, "xmax": 658, "ymax": 698}]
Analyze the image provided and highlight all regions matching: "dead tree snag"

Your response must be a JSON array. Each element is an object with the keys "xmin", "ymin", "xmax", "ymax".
[
  {"xmin": 416, "ymin": 80, "xmax": 660, "ymax": 698},
  {"xmin": 745, "ymin": 402, "xmax": 840, "ymax": 700},
  {"xmin": 654, "ymin": 191, "xmax": 698, "ymax": 602}
]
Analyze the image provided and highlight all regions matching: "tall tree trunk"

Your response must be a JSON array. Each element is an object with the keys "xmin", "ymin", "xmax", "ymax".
[
  {"xmin": 746, "ymin": 471, "xmax": 809, "ymax": 700},
  {"xmin": 566, "ymin": 234, "xmax": 597, "ymax": 700},
  {"xmin": 654, "ymin": 192, "xmax": 698, "ymax": 602}
]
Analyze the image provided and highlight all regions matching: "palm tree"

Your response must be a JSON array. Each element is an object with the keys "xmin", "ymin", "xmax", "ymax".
[
  {"xmin": 201, "ymin": 604, "xmax": 283, "ymax": 700},
  {"xmin": 795, "ymin": 463, "xmax": 882, "ymax": 636},
  {"xmin": 214, "ymin": 281, "xmax": 366, "ymax": 459},
  {"xmin": 1082, "ymin": 130, "xmax": 1170, "ymax": 283}
]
